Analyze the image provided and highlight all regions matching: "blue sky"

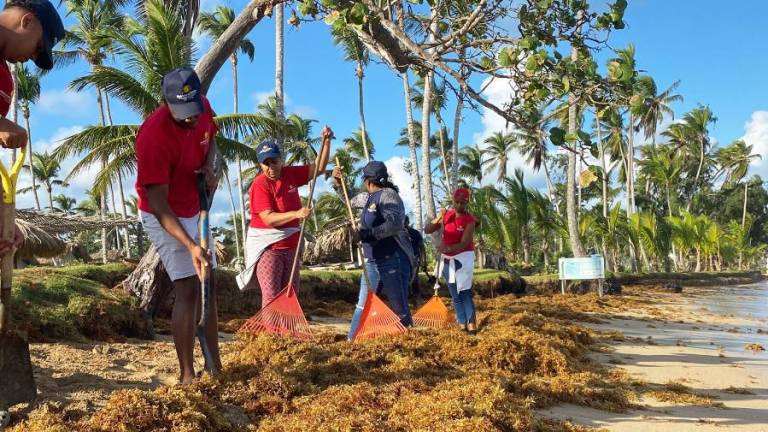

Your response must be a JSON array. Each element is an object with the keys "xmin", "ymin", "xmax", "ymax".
[{"xmin": 14, "ymin": 0, "xmax": 768, "ymax": 225}]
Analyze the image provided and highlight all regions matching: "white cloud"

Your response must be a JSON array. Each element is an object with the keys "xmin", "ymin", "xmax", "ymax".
[
  {"xmin": 384, "ymin": 156, "xmax": 417, "ymax": 215},
  {"xmin": 37, "ymin": 89, "xmax": 96, "ymax": 118},
  {"xmin": 741, "ymin": 111, "xmax": 768, "ymax": 176},
  {"xmin": 32, "ymin": 125, "xmax": 84, "ymax": 153},
  {"xmin": 472, "ymin": 77, "xmax": 546, "ymax": 189}
]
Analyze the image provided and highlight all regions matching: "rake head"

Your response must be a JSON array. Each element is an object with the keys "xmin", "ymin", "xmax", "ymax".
[
  {"xmin": 239, "ymin": 284, "xmax": 313, "ymax": 340},
  {"xmin": 351, "ymin": 290, "xmax": 408, "ymax": 342},
  {"xmin": 412, "ymin": 295, "xmax": 454, "ymax": 329}
]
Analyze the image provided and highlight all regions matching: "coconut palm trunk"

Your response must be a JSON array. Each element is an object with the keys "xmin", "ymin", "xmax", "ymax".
[
  {"xmin": 275, "ymin": 3, "xmax": 284, "ymax": 120},
  {"xmin": 596, "ymin": 117, "xmax": 611, "ymax": 271},
  {"xmin": 739, "ymin": 181, "xmax": 749, "ymax": 269},
  {"xmin": 402, "ymin": 72, "xmax": 423, "ymax": 230},
  {"xmin": 421, "ymin": 70, "xmax": 437, "ymax": 220},
  {"xmin": 225, "ymin": 171, "xmax": 243, "ymax": 266},
  {"xmin": 357, "ymin": 62, "xmax": 370, "ymax": 162},
  {"xmin": 103, "ymin": 92, "xmax": 131, "ymax": 256},
  {"xmin": 97, "ymin": 88, "xmax": 108, "ymax": 263},
  {"xmin": 231, "ymin": 52, "xmax": 246, "ymax": 262}
]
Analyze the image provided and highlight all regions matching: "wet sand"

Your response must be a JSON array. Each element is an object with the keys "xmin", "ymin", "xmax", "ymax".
[{"xmin": 542, "ymin": 282, "xmax": 768, "ymax": 431}]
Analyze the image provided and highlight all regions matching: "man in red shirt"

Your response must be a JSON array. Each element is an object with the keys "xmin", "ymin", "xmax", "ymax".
[
  {"xmin": 237, "ymin": 129, "xmax": 333, "ymax": 305},
  {"xmin": 0, "ymin": 0, "xmax": 64, "ymax": 254},
  {"xmin": 136, "ymin": 67, "xmax": 221, "ymax": 384}
]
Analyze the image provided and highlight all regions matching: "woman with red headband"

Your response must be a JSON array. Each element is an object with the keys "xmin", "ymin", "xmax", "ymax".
[{"xmin": 425, "ymin": 187, "xmax": 478, "ymax": 334}]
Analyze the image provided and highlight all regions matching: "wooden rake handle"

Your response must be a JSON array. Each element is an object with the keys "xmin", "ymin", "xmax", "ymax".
[
  {"xmin": 335, "ymin": 157, "xmax": 375, "ymax": 292},
  {"xmin": 0, "ymin": 145, "xmax": 27, "ymax": 335}
]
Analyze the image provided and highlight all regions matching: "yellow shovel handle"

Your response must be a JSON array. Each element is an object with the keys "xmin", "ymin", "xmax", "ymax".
[{"xmin": 0, "ymin": 144, "xmax": 27, "ymax": 204}]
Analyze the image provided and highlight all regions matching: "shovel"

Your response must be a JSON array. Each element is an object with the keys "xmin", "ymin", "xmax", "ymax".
[
  {"xmin": 195, "ymin": 171, "xmax": 219, "ymax": 376},
  {"xmin": 0, "ymin": 146, "xmax": 36, "ymax": 424}
]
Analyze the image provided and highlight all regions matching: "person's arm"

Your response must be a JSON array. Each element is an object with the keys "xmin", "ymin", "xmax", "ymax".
[
  {"xmin": 440, "ymin": 221, "xmax": 476, "ymax": 255},
  {"xmin": 145, "ymin": 184, "xmax": 210, "ymax": 280},
  {"xmin": 0, "ymin": 118, "xmax": 28, "ymax": 149},
  {"xmin": 424, "ymin": 208, "xmax": 446, "ymax": 234},
  {"xmin": 308, "ymin": 126, "xmax": 334, "ymax": 180},
  {"xmin": 258, "ymin": 208, "xmax": 309, "ymax": 227}
]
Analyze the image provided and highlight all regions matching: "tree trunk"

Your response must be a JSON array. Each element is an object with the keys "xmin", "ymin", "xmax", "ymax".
[
  {"xmin": 627, "ymin": 113, "xmax": 635, "ymax": 214},
  {"xmin": 739, "ymin": 181, "xmax": 749, "ymax": 269},
  {"xmin": 436, "ymin": 119, "xmax": 451, "ymax": 191},
  {"xmin": 421, "ymin": 70, "xmax": 437, "ymax": 221},
  {"xmin": 97, "ymin": 88, "xmax": 108, "ymax": 264},
  {"xmin": 122, "ymin": 245, "xmax": 173, "ymax": 336},
  {"xmin": 23, "ymin": 112, "xmax": 41, "ymax": 210},
  {"xmin": 117, "ymin": 170, "xmax": 131, "ymax": 258},
  {"xmin": 402, "ymin": 72, "xmax": 423, "ymax": 231},
  {"xmin": 224, "ymin": 170, "xmax": 242, "ymax": 267},
  {"xmin": 542, "ymin": 237, "xmax": 550, "ymax": 271},
  {"xmin": 232, "ymin": 54, "xmax": 247, "ymax": 260},
  {"xmin": 522, "ymin": 226, "xmax": 530, "ymax": 264},
  {"xmin": 357, "ymin": 62, "xmax": 370, "ymax": 162},
  {"xmin": 46, "ymin": 187, "xmax": 53, "ymax": 214},
  {"xmin": 695, "ymin": 248, "xmax": 701, "ymax": 272},
  {"xmin": 451, "ymin": 79, "xmax": 463, "ymax": 188},
  {"xmin": 566, "ymin": 48, "xmax": 585, "ymax": 257},
  {"xmin": 275, "ymin": 2, "xmax": 285, "ymax": 120},
  {"xmin": 110, "ymin": 181, "xmax": 121, "ymax": 252},
  {"xmin": 687, "ymin": 136, "xmax": 705, "ymax": 213},
  {"xmin": 196, "ymin": 0, "xmax": 271, "ymax": 94}
]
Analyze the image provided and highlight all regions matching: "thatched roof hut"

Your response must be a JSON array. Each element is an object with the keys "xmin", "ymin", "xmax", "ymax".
[
  {"xmin": 303, "ymin": 222, "xmax": 353, "ymax": 264},
  {"xmin": 15, "ymin": 219, "xmax": 67, "ymax": 259}
]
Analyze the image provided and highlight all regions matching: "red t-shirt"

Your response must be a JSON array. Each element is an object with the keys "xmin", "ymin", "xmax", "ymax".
[
  {"xmin": 135, "ymin": 98, "xmax": 218, "ymax": 218},
  {"xmin": 249, "ymin": 165, "xmax": 311, "ymax": 250},
  {"xmin": 442, "ymin": 209, "xmax": 476, "ymax": 256},
  {"xmin": 0, "ymin": 62, "xmax": 14, "ymax": 117}
]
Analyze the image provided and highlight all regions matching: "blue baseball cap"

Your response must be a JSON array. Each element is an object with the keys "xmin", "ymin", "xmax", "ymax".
[
  {"xmin": 257, "ymin": 140, "xmax": 281, "ymax": 163},
  {"xmin": 7, "ymin": 0, "xmax": 65, "ymax": 70},
  {"xmin": 362, "ymin": 160, "xmax": 389, "ymax": 181},
  {"xmin": 162, "ymin": 67, "xmax": 203, "ymax": 119}
]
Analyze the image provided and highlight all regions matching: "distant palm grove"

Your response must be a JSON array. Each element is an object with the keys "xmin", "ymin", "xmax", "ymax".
[{"xmin": 11, "ymin": 0, "xmax": 767, "ymax": 273}]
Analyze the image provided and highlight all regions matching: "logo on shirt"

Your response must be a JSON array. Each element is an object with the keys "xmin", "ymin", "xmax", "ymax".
[
  {"xmin": 367, "ymin": 203, "xmax": 377, "ymax": 213},
  {"xmin": 201, "ymin": 131, "xmax": 210, "ymax": 147},
  {"xmin": 288, "ymin": 185, "xmax": 297, "ymax": 194}
]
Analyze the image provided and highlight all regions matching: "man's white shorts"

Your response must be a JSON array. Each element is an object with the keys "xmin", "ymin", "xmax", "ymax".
[{"xmin": 140, "ymin": 211, "xmax": 218, "ymax": 281}]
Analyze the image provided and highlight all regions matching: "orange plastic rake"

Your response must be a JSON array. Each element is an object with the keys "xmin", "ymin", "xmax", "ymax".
[
  {"xmin": 335, "ymin": 157, "xmax": 407, "ymax": 342},
  {"xmin": 239, "ymin": 284, "xmax": 312, "ymax": 339},
  {"xmin": 413, "ymin": 260, "xmax": 454, "ymax": 329}
]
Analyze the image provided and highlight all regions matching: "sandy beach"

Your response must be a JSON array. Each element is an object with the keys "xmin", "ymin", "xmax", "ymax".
[{"xmin": 542, "ymin": 282, "xmax": 768, "ymax": 431}]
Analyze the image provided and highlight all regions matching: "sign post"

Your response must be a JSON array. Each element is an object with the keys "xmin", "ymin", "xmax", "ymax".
[{"xmin": 558, "ymin": 255, "xmax": 606, "ymax": 297}]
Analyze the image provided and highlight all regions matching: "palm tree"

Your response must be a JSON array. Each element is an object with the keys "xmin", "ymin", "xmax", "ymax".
[
  {"xmin": 20, "ymin": 151, "xmax": 68, "ymax": 211},
  {"xmin": 457, "ymin": 145, "xmax": 483, "ymax": 186},
  {"xmin": 54, "ymin": 0, "xmax": 263, "ymax": 225},
  {"xmin": 342, "ymin": 129, "xmax": 374, "ymax": 167},
  {"xmin": 716, "ymin": 139, "xmax": 761, "ymax": 268},
  {"xmin": 14, "ymin": 63, "xmax": 41, "ymax": 210},
  {"xmin": 503, "ymin": 169, "xmax": 532, "ymax": 263},
  {"xmin": 58, "ymin": 0, "xmax": 125, "ymax": 262},
  {"xmin": 482, "ymin": 131, "xmax": 515, "ymax": 182},
  {"xmin": 198, "ymin": 5, "xmax": 256, "ymax": 260},
  {"xmin": 664, "ymin": 106, "xmax": 717, "ymax": 212},
  {"xmin": 331, "ymin": 21, "xmax": 370, "ymax": 161},
  {"xmin": 638, "ymin": 144, "xmax": 682, "ymax": 218},
  {"xmin": 52, "ymin": 194, "xmax": 77, "ymax": 214},
  {"xmin": 635, "ymin": 76, "xmax": 682, "ymax": 148}
]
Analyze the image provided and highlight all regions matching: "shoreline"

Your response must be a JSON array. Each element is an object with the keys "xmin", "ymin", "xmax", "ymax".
[{"xmin": 541, "ymin": 283, "xmax": 768, "ymax": 431}]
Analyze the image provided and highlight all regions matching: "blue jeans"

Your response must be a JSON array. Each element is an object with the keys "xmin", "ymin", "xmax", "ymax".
[
  {"xmin": 442, "ymin": 263, "xmax": 476, "ymax": 325},
  {"xmin": 348, "ymin": 248, "xmax": 413, "ymax": 339}
]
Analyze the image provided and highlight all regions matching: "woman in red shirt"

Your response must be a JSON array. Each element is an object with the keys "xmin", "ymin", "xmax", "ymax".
[
  {"xmin": 425, "ymin": 187, "xmax": 478, "ymax": 334},
  {"xmin": 236, "ymin": 128, "xmax": 332, "ymax": 307}
]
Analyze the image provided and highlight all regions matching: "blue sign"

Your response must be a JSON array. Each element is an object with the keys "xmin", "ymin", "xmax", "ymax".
[{"xmin": 559, "ymin": 256, "xmax": 605, "ymax": 280}]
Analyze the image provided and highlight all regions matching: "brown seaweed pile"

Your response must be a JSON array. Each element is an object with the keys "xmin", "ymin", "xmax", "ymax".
[{"xmin": 12, "ymin": 293, "xmax": 635, "ymax": 432}]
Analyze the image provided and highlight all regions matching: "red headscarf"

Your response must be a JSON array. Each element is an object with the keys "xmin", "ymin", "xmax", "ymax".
[{"xmin": 453, "ymin": 188, "xmax": 471, "ymax": 202}]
